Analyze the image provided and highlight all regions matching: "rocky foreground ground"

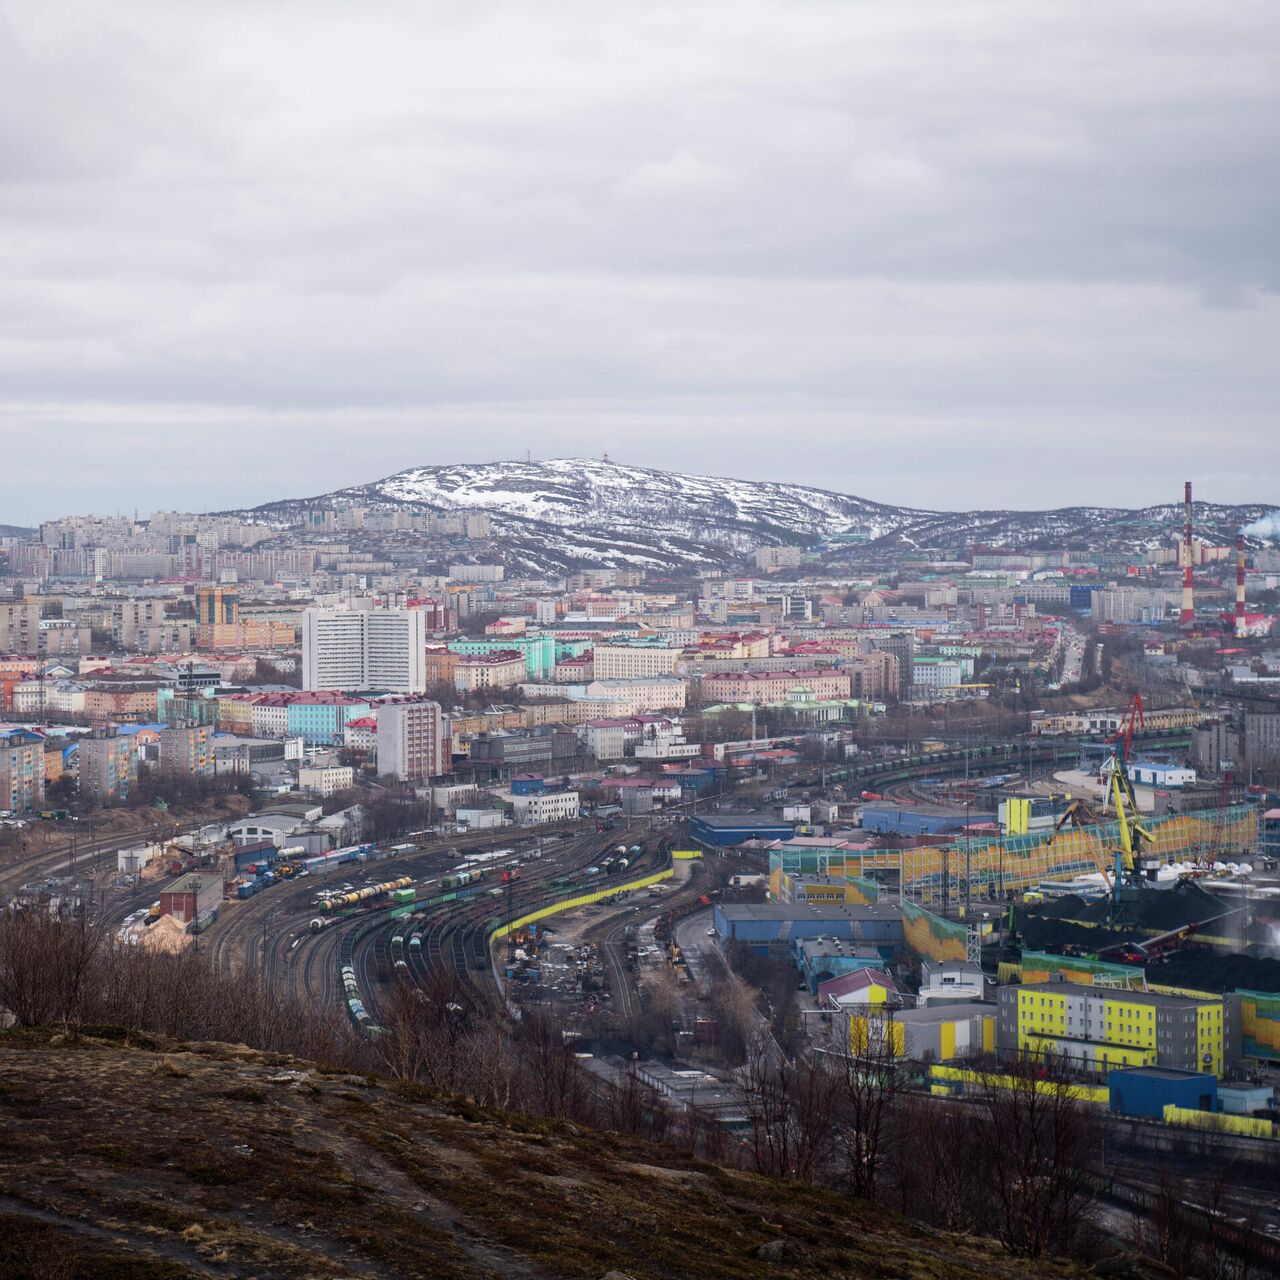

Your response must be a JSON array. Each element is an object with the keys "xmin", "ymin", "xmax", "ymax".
[{"xmin": 0, "ymin": 1027, "xmax": 1135, "ymax": 1280}]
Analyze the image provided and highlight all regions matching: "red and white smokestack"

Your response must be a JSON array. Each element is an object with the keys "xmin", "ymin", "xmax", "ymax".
[
  {"xmin": 1236, "ymin": 533, "xmax": 1247, "ymax": 638},
  {"xmin": 1180, "ymin": 480, "xmax": 1195, "ymax": 629}
]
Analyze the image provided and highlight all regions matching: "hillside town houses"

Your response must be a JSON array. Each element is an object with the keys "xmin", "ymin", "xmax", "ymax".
[{"xmin": 1, "ymin": 497, "xmax": 1277, "ymax": 828}]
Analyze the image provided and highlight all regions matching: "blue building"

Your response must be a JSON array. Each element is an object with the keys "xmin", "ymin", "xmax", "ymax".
[
  {"xmin": 286, "ymin": 695, "xmax": 371, "ymax": 746},
  {"xmin": 859, "ymin": 803, "xmax": 967, "ymax": 837},
  {"xmin": 794, "ymin": 938, "xmax": 890, "ymax": 993},
  {"xmin": 691, "ymin": 814, "xmax": 792, "ymax": 847},
  {"xmin": 666, "ymin": 767, "xmax": 720, "ymax": 794},
  {"xmin": 1109, "ymin": 1067, "xmax": 1217, "ymax": 1119},
  {"xmin": 712, "ymin": 903, "xmax": 903, "ymax": 956},
  {"xmin": 449, "ymin": 634, "xmax": 556, "ymax": 679},
  {"xmin": 1261, "ymin": 808, "xmax": 1280, "ymax": 866},
  {"xmin": 511, "ymin": 773, "xmax": 546, "ymax": 796}
]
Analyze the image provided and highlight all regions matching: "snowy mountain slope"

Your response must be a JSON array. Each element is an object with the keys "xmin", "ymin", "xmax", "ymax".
[
  {"xmin": 877, "ymin": 501, "xmax": 1272, "ymax": 556},
  {"xmin": 361, "ymin": 457, "xmax": 923, "ymax": 543},
  {"xmin": 241, "ymin": 458, "xmax": 1273, "ymax": 574}
]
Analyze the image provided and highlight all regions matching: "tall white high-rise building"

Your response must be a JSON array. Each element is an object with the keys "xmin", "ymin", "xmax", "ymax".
[
  {"xmin": 375, "ymin": 700, "xmax": 447, "ymax": 781},
  {"xmin": 302, "ymin": 607, "xmax": 427, "ymax": 693}
]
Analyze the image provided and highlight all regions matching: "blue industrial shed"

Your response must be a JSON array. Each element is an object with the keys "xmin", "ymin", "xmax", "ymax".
[
  {"xmin": 691, "ymin": 814, "xmax": 793, "ymax": 847},
  {"xmin": 712, "ymin": 903, "xmax": 903, "ymax": 955},
  {"xmin": 1109, "ymin": 1067, "xmax": 1217, "ymax": 1119},
  {"xmin": 859, "ymin": 803, "xmax": 967, "ymax": 837}
]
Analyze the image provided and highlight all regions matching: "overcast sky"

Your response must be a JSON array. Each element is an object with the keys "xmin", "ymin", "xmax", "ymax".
[{"xmin": 2, "ymin": 1, "xmax": 1277, "ymax": 524}]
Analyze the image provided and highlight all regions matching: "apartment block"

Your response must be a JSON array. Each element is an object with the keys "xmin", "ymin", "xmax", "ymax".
[
  {"xmin": 753, "ymin": 546, "xmax": 802, "ymax": 572},
  {"xmin": 448, "ymin": 634, "xmax": 555, "ymax": 679},
  {"xmin": 77, "ymin": 730, "xmax": 137, "ymax": 804},
  {"xmin": 376, "ymin": 700, "xmax": 447, "ymax": 781},
  {"xmin": 158, "ymin": 723, "xmax": 214, "ymax": 776},
  {"xmin": 0, "ymin": 729, "xmax": 45, "ymax": 813},
  {"xmin": 0, "ymin": 602, "xmax": 40, "ymax": 655},
  {"xmin": 577, "ymin": 676, "xmax": 688, "ymax": 715},
  {"xmin": 454, "ymin": 651, "xmax": 526, "ymax": 693},
  {"xmin": 1244, "ymin": 713, "xmax": 1280, "ymax": 772},
  {"xmin": 302, "ymin": 607, "xmax": 427, "ymax": 693},
  {"xmin": 592, "ymin": 644, "xmax": 682, "ymax": 681},
  {"xmin": 285, "ymin": 693, "xmax": 372, "ymax": 746},
  {"xmin": 700, "ymin": 668, "xmax": 851, "ymax": 705},
  {"xmin": 112, "ymin": 599, "xmax": 167, "ymax": 649}
]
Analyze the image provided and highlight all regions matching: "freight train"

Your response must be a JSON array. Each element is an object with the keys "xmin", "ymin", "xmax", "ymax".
[
  {"xmin": 316, "ymin": 875, "xmax": 414, "ymax": 913},
  {"xmin": 442, "ymin": 867, "xmax": 490, "ymax": 891}
]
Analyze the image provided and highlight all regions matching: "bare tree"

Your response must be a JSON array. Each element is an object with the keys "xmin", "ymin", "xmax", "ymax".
[
  {"xmin": 978, "ymin": 1054, "xmax": 1100, "ymax": 1257},
  {"xmin": 513, "ymin": 1008, "xmax": 590, "ymax": 1120},
  {"xmin": 734, "ymin": 1030, "xmax": 835, "ymax": 1182},
  {"xmin": 828, "ymin": 1007, "xmax": 901, "ymax": 1200},
  {"xmin": 0, "ymin": 908, "xmax": 107, "ymax": 1030}
]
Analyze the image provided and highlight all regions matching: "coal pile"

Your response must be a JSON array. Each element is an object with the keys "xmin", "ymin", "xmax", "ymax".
[
  {"xmin": 1036, "ymin": 894, "xmax": 1091, "ymax": 920},
  {"xmin": 1036, "ymin": 883, "xmax": 1231, "ymax": 932},
  {"xmin": 1146, "ymin": 949, "xmax": 1280, "ymax": 994},
  {"xmin": 1021, "ymin": 917, "xmax": 1135, "ymax": 952}
]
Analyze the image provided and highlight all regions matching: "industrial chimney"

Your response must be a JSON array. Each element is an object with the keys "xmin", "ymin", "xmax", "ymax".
[
  {"xmin": 1180, "ymin": 480, "xmax": 1195, "ymax": 630},
  {"xmin": 1235, "ymin": 534, "xmax": 1247, "ymax": 639}
]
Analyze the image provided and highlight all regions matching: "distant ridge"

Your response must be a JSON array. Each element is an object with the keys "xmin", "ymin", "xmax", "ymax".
[{"xmin": 235, "ymin": 457, "xmax": 1273, "ymax": 574}]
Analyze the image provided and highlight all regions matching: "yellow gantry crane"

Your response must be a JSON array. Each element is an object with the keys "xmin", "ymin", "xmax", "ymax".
[{"xmin": 1098, "ymin": 694, "xmax": 1154, "ymax": 913}]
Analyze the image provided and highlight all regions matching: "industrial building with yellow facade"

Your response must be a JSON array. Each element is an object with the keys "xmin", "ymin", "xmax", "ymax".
[{"xmin": 996, "ymin": 980, "xmax": 1227, "ymax": 1077}]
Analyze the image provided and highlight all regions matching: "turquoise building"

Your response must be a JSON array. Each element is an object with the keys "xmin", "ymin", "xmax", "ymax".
[
  {"xmin": 449, "ymin": 634, "xmax": 556, "ymax": 679},
  {"xmin": 286, "ymin": 696, "xmax": 371, "ymax": 746}
]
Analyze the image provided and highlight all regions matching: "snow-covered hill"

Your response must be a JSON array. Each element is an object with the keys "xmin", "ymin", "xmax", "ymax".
[{"xmin": 242, "ymin": 458, "xmax": 1273, "ymax": 575}]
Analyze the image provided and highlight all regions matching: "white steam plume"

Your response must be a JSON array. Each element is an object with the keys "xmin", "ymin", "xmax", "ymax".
[{"xmin": 1240, "ymin": 511, "xmax": 1280, "ymax": 540}]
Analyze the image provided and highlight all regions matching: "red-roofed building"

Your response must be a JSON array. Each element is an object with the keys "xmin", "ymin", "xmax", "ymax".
[
  {"xmin": 343, "ymin": 715, "xmax": 378, "ymax": 753},
  {"xmin": 817, "ymin": 968, "xmax": 900, "ymax": 1010}
]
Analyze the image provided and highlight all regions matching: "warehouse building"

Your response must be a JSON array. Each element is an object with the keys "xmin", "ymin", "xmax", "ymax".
[
  {"xmin": 712, "ymin": 902, "xmax": 902, "ymax": 956},
  {"xmin": 816, "ymin": 965, "xmax": 897, "ymax": 1008},
  {"xmin": 842, "ymin": 1002, "xmax": 995, "ymax": 1062},
  {"xmin": 898, "ymin": 1004, "xmax": 995, "ymax": 1062},
  {"xmin": 511, "ymin": 790, "xmax": 580, "ymax": 825},
  {"xmin": 159, "ymin": 872, "xmax": 223, "ymax": 926},
  {"xmin": 1109, "ymin": 1067, "xmax": 1217, "ymax": 1119},
  {"xmin": 859, "ymin": 802, "xmax": 969, "ymax": 837},
  {"xmin": 691, "ymin": 813, "xmax": 793, "ymax": 847}
]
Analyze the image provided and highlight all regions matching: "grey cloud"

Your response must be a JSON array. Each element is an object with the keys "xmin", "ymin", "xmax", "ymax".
[{"xmin": 0, "ymin": 0, "xmax": 1277, "ymax": 522}]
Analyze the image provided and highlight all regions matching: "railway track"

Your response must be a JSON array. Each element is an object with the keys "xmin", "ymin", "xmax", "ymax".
[
  {"xmin": 196, "ymin": 820, "xmax": 593, "ymax": 983},
  {"xmin": 598, "ymin": 917, "xmax": 635, "ymax": 1022},
  {"xmin": 0, "ymin": 820, "xmax": 204, "ymax": 899},
  {"xmin": 353, "ymin": 827, "xmax": 662, "ymax": 1026}
]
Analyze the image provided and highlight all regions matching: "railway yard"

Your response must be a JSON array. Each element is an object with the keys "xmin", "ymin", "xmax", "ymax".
[
  {"xmin": 119, "ymin": 818, "xmax": 721, "ymax": 1042},
  {"xmin": 4, "ymin": 730, "xmax": 1280, "ymax": 1271}
]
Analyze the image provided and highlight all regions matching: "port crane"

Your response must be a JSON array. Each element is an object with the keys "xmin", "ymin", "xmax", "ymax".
[{"xmin": 1098, "ymin": 694, "xmax": 1155, "ymax": 915}]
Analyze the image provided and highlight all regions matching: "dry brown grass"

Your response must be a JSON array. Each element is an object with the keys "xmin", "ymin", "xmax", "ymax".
[{"xmin": 0, "ymin": 1027, "xmax": 1103, "ymax": 1280}]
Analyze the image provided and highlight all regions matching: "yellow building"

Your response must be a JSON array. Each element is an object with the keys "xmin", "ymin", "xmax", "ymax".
[
  {"xmin": 215, "ymin": 694, "xmax": 258, "ymax": 733},
  {"xmin": 199, "ymin": 619, "xmax": 297, "ymax": 650},
  {"xmin": 998, "ymin": 982, "xmax": 1225, "ymax": 1077},
  {"xmin": 848, "ymin": 1005, "xmax": 994, "ymax": 1063}
]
